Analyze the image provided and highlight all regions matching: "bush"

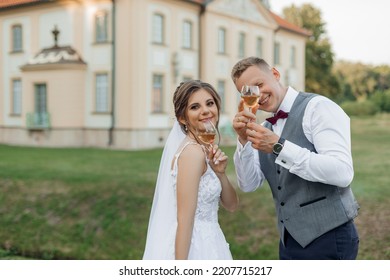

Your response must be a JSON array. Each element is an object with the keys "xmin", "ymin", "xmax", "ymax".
[
  {"xmin": 341, "ymin": 100, "xmax": 380, "ymax": 116},
  {"xmin": 370, "ymin": 89, "xmax": 390, "ymax": 112}
]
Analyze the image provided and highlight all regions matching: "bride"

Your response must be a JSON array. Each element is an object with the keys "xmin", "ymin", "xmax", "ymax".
[{"xmin": 143, "ymin": 80, "xmax": 239, "ymax": 260}]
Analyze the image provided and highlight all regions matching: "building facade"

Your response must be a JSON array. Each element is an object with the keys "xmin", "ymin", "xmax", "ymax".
[{"xmin": 0, "ymin": 0, "xmax": 310, "ymax": 149}]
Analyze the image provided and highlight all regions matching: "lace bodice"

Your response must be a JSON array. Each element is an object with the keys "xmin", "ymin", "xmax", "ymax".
[{"xmin": 171, "ymin": 142, "xmax": 221, "ymax": 223}]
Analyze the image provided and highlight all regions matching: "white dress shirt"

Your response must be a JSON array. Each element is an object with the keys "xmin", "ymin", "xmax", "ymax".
[{"xmin": 234, "ymin": 87, "xmax": 354, "ymax": 192}]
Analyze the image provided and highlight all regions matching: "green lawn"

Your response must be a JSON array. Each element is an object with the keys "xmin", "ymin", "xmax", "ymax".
[{"xmin": 0, "ymin": 114, "xmax": 389, "ymax": 259}]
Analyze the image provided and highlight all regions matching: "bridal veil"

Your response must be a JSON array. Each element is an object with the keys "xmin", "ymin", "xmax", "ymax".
[{"xmin": 143, "ymin": 120, "xmax": 185, "ymax": 259}]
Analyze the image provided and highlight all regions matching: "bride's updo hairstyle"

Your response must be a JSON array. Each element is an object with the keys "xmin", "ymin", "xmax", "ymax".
[{"xmin": 173, "ymin": 80, "xmax": 221, "ymax": 134}]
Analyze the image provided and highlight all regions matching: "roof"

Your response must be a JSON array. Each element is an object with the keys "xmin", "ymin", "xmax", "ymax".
[
  {"xmin": 23, "ymin": 24, "xmax": 85, "ymax": 68},
  {"xmin": 186, "ymin": 0, "xmax": 206, "ymax": 4},
  {"xmin": 1, "ymin": 0, "xmax": 311, "ymax": 38},
  {"xmin": 0, "ymin": 0, "xmax": 205, "ymax": 9},
  {"xmin": 270, "ymin": 11, "xmax": 311, "ymax": 37},
  {"xmin": 0, "ymin": 0, "xmax": 47, "ymax": 9},
  {"xmin": 20, "ymin": 45, "xmax": 86, "ymax": 71}
]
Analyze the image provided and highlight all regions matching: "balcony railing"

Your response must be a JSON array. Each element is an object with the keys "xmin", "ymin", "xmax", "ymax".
[{"xmin": 26, "ymin": 112, "xmax": 51, "ymax": 129}]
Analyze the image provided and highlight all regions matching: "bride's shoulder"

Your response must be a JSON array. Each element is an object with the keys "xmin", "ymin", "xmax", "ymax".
[
  {"xmin": 174, "ymin": 140, "xmax": 208, "ymax": 175},
  {"xmin": 177, "ymin": 141, "xmax": 205, "ymax": 161}
]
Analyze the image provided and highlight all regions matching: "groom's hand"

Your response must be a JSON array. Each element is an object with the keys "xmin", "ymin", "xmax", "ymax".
[
  {"xmin": 233, "ymin": 100, "xmax": 258, "ymax": 145},
  {"xmin": 246, "ymin": 122, "xmax": 279, "ymax": 153}
]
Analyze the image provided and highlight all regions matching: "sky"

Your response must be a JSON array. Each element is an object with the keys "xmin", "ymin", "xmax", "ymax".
[{"xmin": 269, "ymin": 0, "xmax": 390, "ymax": 65}]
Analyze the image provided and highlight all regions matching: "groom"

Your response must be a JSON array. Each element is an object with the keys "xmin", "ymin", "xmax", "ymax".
[{"xmin": 230, "ymin": 57, "xmax": 360, "ymax": 259}]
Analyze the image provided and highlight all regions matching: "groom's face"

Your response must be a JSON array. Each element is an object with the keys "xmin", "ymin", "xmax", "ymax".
[{"xmin": 235, "ymin": 65, "xmax": 283, "ymax": 113}]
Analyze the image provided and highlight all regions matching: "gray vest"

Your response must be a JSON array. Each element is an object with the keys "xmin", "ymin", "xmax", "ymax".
[{"xmin": 260, "ymin": 92, "xmax": 359, "ymax": 248}]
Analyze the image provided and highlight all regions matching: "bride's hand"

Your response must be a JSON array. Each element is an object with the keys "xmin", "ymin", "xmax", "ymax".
[{"xmin": 208, "ymin": 145, "xmax": 228, "ymax": 174}]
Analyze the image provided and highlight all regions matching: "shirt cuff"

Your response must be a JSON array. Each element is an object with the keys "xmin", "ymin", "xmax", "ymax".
[
  {"xmin": 275, "ymin": 140, "xmax": 300, "ymax": 169},
  {"xmin": 236, "ymin": 139, "xmax": 253, "ymax": 160}
]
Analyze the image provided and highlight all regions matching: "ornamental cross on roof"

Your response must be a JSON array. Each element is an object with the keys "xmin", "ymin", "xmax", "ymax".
[
  {"xmin": 20, "ymin": 25, "xmax": 86, "ymax": 69},
  {"xmin": 52, "ymin": 25, "xmax": 59, "ymax": 47}
]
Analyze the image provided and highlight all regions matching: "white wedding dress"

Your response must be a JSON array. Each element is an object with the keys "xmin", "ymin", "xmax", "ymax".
[
  {"xmin": 171, "ymin": 141, "xmax": 233, "ymax": 260},
  {"xmin": 143, "ymin": 121, "xmax": 232, "ymax": 260}
]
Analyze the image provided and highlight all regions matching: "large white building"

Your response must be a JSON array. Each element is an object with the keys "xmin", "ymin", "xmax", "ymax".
[{"xmin": 0, "ymin": 0, "xmax": 310, "ymax": 149}]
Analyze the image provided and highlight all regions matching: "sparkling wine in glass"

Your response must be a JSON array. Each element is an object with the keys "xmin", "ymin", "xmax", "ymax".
[
  {"xmin": 197, "ymin": 120, "xmax": 219, "ymax": 151},
  {"xmin": 240, "ymin": 85, "xmax": 260, "ymax": 112}
]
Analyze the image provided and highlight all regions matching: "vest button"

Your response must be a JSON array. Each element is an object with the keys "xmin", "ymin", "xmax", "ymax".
[
  {"xmin": 280, "ymin": 202, "xmax": 285, "ymax": 206},
  {"xmin": 277, "ymin": 170, "xmax": 281, "ymax": 174},
  {"xmin": 277, "ymin": 186, "xmax": 282, "ymax": 190},
  {"xmin": 280, "ymin": 220, "xmax": 284, "ymax": 223}
]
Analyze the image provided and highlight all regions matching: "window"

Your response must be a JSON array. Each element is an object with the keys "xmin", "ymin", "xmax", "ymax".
[
  {"xmin": 290, "ymin": 46, "xmax": 296, "ymax": 67},
  {"xmin": 256, "ymin": 37, "xmax": 263, "ymax": 58},
  {"xmin": 183, "ymin": 20, "xmax": 192, "ymax": 49},
  {"xmin": 95, "ymin": 11, "xmax": 108, "ymax": 43},
  {"xmin": 152, "ymin": 14, "xmax": 164, "ymax": 44},
  {"xmin": 96, "ymin": 74, "xmax": 109, "ymax": 112},
  {"xmin": 34, "ymin": 84, "xmax": 47, "ymax": 126},
  {"xmin": 12, "ymin": 25, "xmax": 23, "ymax": 52},
  {"xmin": 217, "ymin": 80, "xmax": 226, "ymax": 113},
  {"xmin": 12, "ymin": 79, "xmax": 22, "ymax": 115},
  {"xmin": 238, "ymin": 32, "xmax": 245, "ymax": 58},
  {"xmin": 217, "ymin": 28, "xmax": 226, "ymax": 54},
  {"xmin": 152, "ymin": 74, "xmax": 163, "ymax": 113},
  {"xmin": 35, "ymin": 84, "xmax": 47, "ymax": 114},
  {"xmin": 274, "ymin": 42, "xmax": 280, "ymax": 65}
]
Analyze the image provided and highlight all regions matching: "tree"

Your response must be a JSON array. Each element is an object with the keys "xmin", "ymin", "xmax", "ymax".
[
  {"xmin": 372, "ymin": 65, "xmax": 390, "ymax": 92},
  {"xmin": 282, "ymin": 4, "xmax": 340, "ymax": 98},
  {"xmin": 333, "ymin": 61, "xmax": 376, "ymax": 101}
]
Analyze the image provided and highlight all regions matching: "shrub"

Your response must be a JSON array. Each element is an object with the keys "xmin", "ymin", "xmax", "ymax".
[
  {"xmin": 341, "ymin": 100, "xmax": 380, "ymax": 116},
  {"xmin": 370, "ymin": 89, "xmax": 390, "ymax": 112}
]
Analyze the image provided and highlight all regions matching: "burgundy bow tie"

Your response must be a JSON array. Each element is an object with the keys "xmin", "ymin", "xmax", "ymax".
[{"xmin": 266, "ymin": 110, "xmax": 289, "ymax": 125}]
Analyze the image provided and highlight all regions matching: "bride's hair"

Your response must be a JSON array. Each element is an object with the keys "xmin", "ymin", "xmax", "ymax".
[{"xmin": 173, "ymin": 80, "xmax": 221, "ymax": 135}]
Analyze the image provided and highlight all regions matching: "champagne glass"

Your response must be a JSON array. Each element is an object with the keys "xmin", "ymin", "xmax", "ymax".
[
  {"xmin": 197, "ymin": 119, "xmax": 220, "ymax": 151},
  {"xmin": 240, "ymin": 85, "xmax": 260, "ymax": 112}
]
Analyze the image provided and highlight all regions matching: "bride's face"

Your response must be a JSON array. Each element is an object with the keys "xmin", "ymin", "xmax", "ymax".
[{"xmin": 182, "ymin": 89, "xmax": 218, "ymax": 134}]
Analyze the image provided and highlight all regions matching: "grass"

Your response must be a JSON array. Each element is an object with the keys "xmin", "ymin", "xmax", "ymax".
[{"xmin": 0, "ymin": 114, "xmax": 389, "ymax": 260}]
